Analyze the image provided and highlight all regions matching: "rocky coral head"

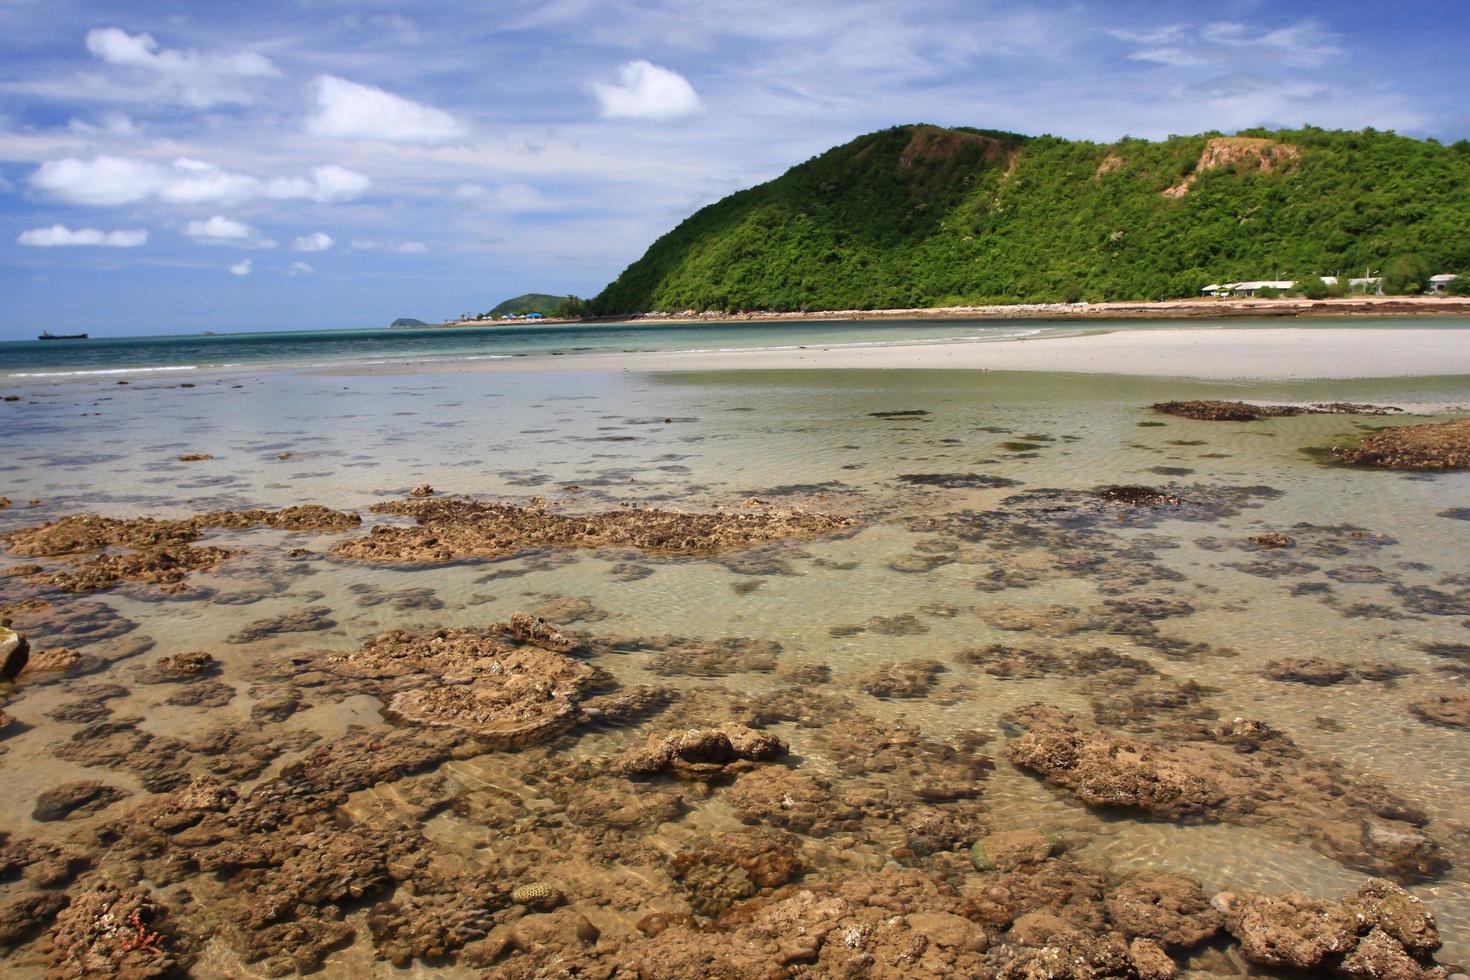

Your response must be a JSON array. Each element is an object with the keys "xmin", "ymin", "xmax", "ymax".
[{"xmin": 618, "ymin": 723, "xmax": 788, "ymax": 780}]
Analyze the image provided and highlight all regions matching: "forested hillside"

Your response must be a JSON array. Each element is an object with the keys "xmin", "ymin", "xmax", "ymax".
[{"xmin": 591, "ymin": 124, "xmax": 1470, "ymax": 313}]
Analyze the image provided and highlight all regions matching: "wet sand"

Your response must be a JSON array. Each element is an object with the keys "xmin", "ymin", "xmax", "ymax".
[{"xmin": 327, "ymin": 326, "xmax": 1470, "ymax": 381}]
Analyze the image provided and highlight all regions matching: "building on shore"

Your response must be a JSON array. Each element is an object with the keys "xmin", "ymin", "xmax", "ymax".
[{"xmin": 1430, "ymin": 274, "xmax": 1461, "ymax": 294}]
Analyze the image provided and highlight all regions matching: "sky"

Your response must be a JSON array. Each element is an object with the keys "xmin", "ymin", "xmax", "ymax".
[{"xmin": 1, "ymin": 0, "xmax": 1467, "ymax": 339}]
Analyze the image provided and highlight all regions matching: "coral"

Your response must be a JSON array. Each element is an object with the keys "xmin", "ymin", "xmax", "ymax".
[{"xmin": 329, "ymin": 496, "xmax": 851, "ymax": 563}]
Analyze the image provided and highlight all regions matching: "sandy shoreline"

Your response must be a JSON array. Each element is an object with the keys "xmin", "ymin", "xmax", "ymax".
[
  {"xmin": 328, "ymin": 325, "xmax": 1470, "ymax": 381},
  {"xmin": 440, "ymin": 295, "xmax": 1470, "ymax": 328}
]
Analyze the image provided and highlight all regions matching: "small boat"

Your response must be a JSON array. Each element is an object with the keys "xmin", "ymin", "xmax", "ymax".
[{"xmin": 38, "ymin": 331, "xmax": 88, "ymax": 341}]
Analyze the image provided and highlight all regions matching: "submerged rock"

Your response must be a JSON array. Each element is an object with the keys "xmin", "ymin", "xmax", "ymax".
[
  {"xmin": 1215, "ymin": 878, "xmax": 1444, "ymax": 976},
  {"xmin": 1105, "ymin": 873, "xmax": 1221, "ymax": 950},
  {"xmin": 857, "ymin": 659, "xmax": 946, "ymax": 699},
  {"xmin": 1005, "ymin": 704, "xmax": 1448, "ymax": 881},
  {"xmin": 32, "ymin": 781, "xmax": 130, "ymax": 822},
  {"xmin": 33, "ymin": 877, "xmax": 181, "ymax": 977},
  {"xmin": 616, "ymin": 723, "xmax": 787, "ymax": 780},
  {"xmin": 1408, "ymin": 693, "xmax": 1470, "ymax": 728},
  {"xmin": 1, "ymin": 505, "xmax": 359, "ymax": 593},
  {"xmin": 226, "ymin": 606, "xmax": 336, "ymax": 644},
  {"xmin": 319, "ymin": 617, "xmax": 605, "ymax": 747},
  {"xmin": 1332, "ymin": 418, "xmax": 1470, "ymax": 471},
  {"xmin": 969, "ymin": 829, "xmax": 1056, "ymax": 872}
]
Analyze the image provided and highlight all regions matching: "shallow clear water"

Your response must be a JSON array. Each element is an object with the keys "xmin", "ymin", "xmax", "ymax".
[
  {"xmin": 0, "ymin": 319, "xmax": 1059, "ymax": 379},
  {"xmin": 2, "ymin": 362, "xmax": 1469, "ymax": 975}
]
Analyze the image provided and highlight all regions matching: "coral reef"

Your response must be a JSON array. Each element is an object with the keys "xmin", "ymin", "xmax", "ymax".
[
  {"xmin": 1153, "ymin": 400, "xmax": 1400, "ymax": 421},
  {"xmin": 1333, "ymin": 418, "xmax": 1470, "ymax": 471},
  {"xmin": 329, "ymin": 496, "xmax": 851, "ymax": 563},
  {"xmin": 1005, "ymin": 704, "xmax": 1447, "ymax": 880}
]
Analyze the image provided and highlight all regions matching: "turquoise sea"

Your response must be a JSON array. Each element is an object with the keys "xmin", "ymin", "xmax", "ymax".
[{"xmin": 0, "ymin": 319, "xmax": 1055, "ymax": 379}]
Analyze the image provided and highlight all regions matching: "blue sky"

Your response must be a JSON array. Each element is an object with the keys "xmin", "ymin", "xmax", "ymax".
[{"xmin": 1, "ymin": 0, "xmax": 1467, "ymax": 338}]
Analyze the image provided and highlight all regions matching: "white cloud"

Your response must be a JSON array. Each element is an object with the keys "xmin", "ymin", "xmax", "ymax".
[
  {"xmin": 454, "ymin": 182, "xmax": 550, "ymax": 211},
  {"xmin": 350, "ymin": 239, "xmax": 427, "ymax": 254},
  {"xmin": 264, "ymin": 165, "xmax": 372, "ymax": 203},
  {"xmin": 1106, "ymin": 25, "xmax": 1188, "ymax": 45},
  {"xmin": 185, "ymin": 215, "xmax": 251, "ymax": 240},
  {"xmin": 18, "ymin": 224, "xmax": 147, "ymax": 247},
  {"xmin": 291, "ymin": 232, "xmax": 334, "ymax": 252},
  {"xmin": 288, "ymin": 260, "xmax": 315, "ymax": 276},
  {"xmin": 1128, "ymin": 48, "xmax": 1207, "ymax": 68},
  {"xmin": 30, "ymin": 156, "xmax": 371, "ymax": 207},
  {"xmin": 67, "ymin": 112, "xmax": 139, "ymax": 138},
  {"xmin": 84, "ymin": 27, "xmax": 279, "ymax": 107},
  {"xmin": 306, "ymin": 75, "xmax": 464, "ymax": 144},
  {"xmin": 591, "ymin": 60, "xmax": 700, "ymax": 120},
  {"xmin": 229, "ymin": 258, "xmax": 252, "ymax": 276},
  {"xmin": 185, "ymin": 215, "xmax": 276, "ymax": 248},
  {"xmin": 84, "ymin": 28, "xmax": 280, "ymax": 107}
]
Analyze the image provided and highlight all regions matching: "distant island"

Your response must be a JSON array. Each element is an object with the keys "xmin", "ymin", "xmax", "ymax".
[
  {"xmin": 591, "ymin": 123, "xmax": 1470, "ymax": 315},
  {"xmin": 389, "ymin": 317, "xmax": 430, "ymax": 328}
]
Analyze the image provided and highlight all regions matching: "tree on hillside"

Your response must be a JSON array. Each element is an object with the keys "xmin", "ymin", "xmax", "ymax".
[
  {"xmin": 1446, "ymin": 275, "xmax": 1470, "ymax": 297},
  {"xmin": 556, "ymin": 295, "xmax": 589, "ymax": 317},
  {"xmin": 1382, "ymin": 254, "xmax": 1430, "ymax": 295},
  {"xmin": 1295, "ymin": 277, "xmax": 1331, "ymax": 300}
]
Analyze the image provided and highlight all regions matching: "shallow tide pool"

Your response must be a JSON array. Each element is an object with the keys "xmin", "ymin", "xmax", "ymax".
[{"xmin": 2, "ymin": 366, "xmax": 1469, "ymax": 977}]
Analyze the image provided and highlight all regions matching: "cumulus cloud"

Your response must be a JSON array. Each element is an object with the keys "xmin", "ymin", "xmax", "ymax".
[
  {"xmin": 307, "ymin": 75, "xmax": 463, "ymax": 143},
  {"xmin": 185, "ymin": 215, "xmax": 275, "ymax": 248},
  {"xmin": 291, "ymin": 232, "xmax": 334, "ymax": 252},
  {"xmin": 85, "ymin": 27, "xmax": 279, "ymax": 107},
  {"xmin": 18, "ymin": 224, "xmax": 147, "ymax": 247},
  {"xmin": 229, "ymin": 258, "xmax": 252, "ymax": 276},
  {"xmin": 350, "ymin": 239, "xmax": 427, "ymax": 254},
  {"xmin": 590, "ymin": 60, "xmax": 700, "ymax": 120},
  {"xmin": 30, "ymin": 156, "xmax": 370, "ymax": 207}
]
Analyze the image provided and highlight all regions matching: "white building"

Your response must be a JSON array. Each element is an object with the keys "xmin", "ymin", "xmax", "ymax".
[
  {"xmin": 1201, "ymin": 280, "xmax": 1297, "ymax": 297},
  {"xmin": 1429, "ymin": 274, "xmax": 1461, "ymax": 294},
  {"xmin": 1228, "ymin": 280, "xmax": 1296, "ymax": 297}
]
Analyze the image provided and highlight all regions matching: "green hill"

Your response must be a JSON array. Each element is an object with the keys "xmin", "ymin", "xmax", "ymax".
[
  {"xmin": 591, "ymin": 124, "xmax": 1470, "ymax": 314},
  {"xmin": 389, "ymin": 317, "xmax": 429, "ymax": 327},
  {"xmin": 489, "ymin": 293, "xmax": 572, "ymax": 316}
]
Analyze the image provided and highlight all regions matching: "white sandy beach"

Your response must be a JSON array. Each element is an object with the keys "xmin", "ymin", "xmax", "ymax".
[{"xmin": 332, "ymin": 326, "xmax": 1470, "ymax": 381}]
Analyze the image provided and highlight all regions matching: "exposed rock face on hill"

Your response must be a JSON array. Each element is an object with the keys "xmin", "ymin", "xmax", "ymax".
[{"xmin": 1163, "ymin": 136, "xmax": 1300, "ymax": 198}]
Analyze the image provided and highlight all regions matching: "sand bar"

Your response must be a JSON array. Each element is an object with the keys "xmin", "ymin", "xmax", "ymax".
[{"xmin": 330, "ymin": 326, "xmax": 1470, "ymax": 381}]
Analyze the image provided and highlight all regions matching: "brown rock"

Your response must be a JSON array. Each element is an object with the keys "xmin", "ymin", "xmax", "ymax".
[
  {"xmin": 0, "ymin": 891, "xmax": 69, "ymax": 946},
  {"xmin": 1128, "ymin": 937, "xmax": 1179, "ymax": 980},
  {"xmin": 1005, "ymin": 704, "xmax": 1446, "ymax": 880},
  {"xmin": 0, "ymin": 626, "xmax": 28, "ymax": 680},
  {"xmin": 36, "ymin": 878, "xmax": 180, "ymax": 977},
  {"xmin": 857, "ymin": 658, "xmax": 946, "ymax": 698},
  {"xmin": 617, "ymin": 723, "xmax": 787, "ymax": 780},
  {"xmin": 1333, "ymin": 418, "xmax": 1470, "ymax": 471},
  {"xmin": 32, "ymin": 781, "xmax": 130, "ymax": 821},
  {"xmin": 1408, "ymin": 693, "xmax": 1470, "ymax": 728},
  {"xmin": 329, "ymin": 496, "xmax": 851, "ymax": 564},
  {"xmin": 969, "ymin": 829, "xmax": 1056, "ymax": 872},
  {"xmin": 1214, "ymin": 890, "xmax": 1356, "ymax": 970},
  {"xmin": 1105, "ymin": 872, "xmax": 1221, "ymax": 949}
]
